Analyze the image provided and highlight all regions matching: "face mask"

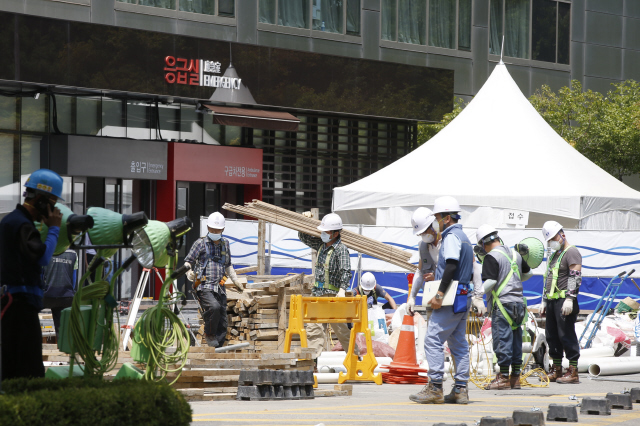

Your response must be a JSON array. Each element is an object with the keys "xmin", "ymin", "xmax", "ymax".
[
  {"xmin": 208, "ymin": 232, "xmax": 222, "ymax": 241},
  {"xmin": 421, "ymin": 234, "xmax": 435, "ymax": 244},
  {"xmin": 362, "ymin": 290, "xmax": 371, "ymax": 296},
  {"xmin": 548, "ymin": 240, "xmax": 562, "ymax": 251},
  {"xmin": 320, "ymin": 232, "xmax": 331, "ymax": 243}
]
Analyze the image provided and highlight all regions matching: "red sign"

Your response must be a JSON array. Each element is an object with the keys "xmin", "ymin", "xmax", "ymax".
[{"xmin": 173, "ymin": 143, "xmax": 262, "ymax": 185}]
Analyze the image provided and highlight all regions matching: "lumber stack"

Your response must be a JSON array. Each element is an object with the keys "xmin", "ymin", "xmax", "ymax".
[{"xmin": 223, "ymin": 200, "xmax": 415, "ymax": 272}]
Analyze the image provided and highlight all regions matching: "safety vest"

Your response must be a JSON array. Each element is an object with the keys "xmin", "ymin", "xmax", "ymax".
[
  {"xmin": 314, "ymin": 246, "xmax": 340, "ymax": 292},
  {"xmin": 491, "ymin": 249, "xmax": 526, "ymax": 330},
  {"xmin": 544, "ymin": 245, "xmax": 575, "ymax": 299}
]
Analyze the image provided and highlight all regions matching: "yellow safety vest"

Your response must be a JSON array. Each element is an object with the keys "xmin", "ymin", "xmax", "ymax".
[
  {"xmin": 314, "ymin": 246, "xmax": 340, "ymax": 292},
  {"xmin": 491, "ymin": 248, "xmax": 525, "ymax": 330},
  {"xmin": 544, "ymin": 246, "xmax": 575, "ymax": 299}
]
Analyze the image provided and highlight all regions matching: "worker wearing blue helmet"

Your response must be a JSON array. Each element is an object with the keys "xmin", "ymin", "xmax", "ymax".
[{"xmin": 1, "ymin": 169, "xmax": 64, "ymax": 380}]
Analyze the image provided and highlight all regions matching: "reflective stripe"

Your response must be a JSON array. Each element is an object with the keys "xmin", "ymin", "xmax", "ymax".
[
  {"xmin": 491, "ymin": 248, "xmax": 522, "ymax": 330},
  {"xmin": 400, "ymin": 324, "xmax": 415, "ymax": 332},
  {"xmin": 544, "ymin": 246, "xmax": 574, "ymax": 299}
]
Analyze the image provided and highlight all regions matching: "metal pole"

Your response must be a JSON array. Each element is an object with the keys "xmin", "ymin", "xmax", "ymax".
[
  {"xmin": 266, "ymin": 222, "xmax": 272, "ymax": 275},
  {"xmin": 214, "ymin": 342, "xmax": 250, "ymax": 352},
  {"xmin": 356, "ymin": 224, "xmax": 363, "ymax": 289}
]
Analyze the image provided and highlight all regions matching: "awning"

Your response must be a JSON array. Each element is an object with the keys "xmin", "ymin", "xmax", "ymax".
[{"xmin": 204, "ymin": 105, "xmax": 300, "ymax": 132}]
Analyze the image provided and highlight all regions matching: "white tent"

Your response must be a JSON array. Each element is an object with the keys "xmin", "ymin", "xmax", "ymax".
[{"xmin": 333, "ymin": 62, "xmax": 640, "ymax": 230}]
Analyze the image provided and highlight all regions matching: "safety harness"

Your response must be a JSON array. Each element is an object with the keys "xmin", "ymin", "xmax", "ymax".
[
  {"xmin": 544, "ymin": 245, "xmax": 575, "ymax": 299},
  {"xmin": 195, "ymin": 237, "xmax": 228, "ymax": 291},
  {"xmin": 491, "ymin": 248, "xmax": 526, "ymax": 330},
  {"xmin": 314, "ymin": 246, "xmax": 340, "ymax": 292}
]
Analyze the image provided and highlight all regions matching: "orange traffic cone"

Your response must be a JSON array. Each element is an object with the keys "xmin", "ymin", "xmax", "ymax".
[{"xmin": 381, "ymin": 314, "xmax": 428, "ymax": 384}]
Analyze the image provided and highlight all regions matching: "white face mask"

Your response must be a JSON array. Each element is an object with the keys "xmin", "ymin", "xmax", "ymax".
[
  {"xmin": 548, "ymin": 240, "xmax": 562, "ymax": 251},
  {"xmin": 362, "ymin": 289, "xmax": 371, "ymax": 295},
  {"xmin": 208, "ymin": 232, "xmax": 222, "ymax": 241},
  {"xmin": 421, "ymin": 234, "xmax": 435, "ymax": 244},
  {"xmin": 320, "ymin": 232, "xmax": 332, "ymax": 243}
]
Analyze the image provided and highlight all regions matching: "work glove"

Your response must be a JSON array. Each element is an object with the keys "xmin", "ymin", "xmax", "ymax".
[
  {"xmin": 472, "ymin": 297, "xmax": 486, "ymax": 316},
  {"xmin": 302, "ymin": 211, "xmax": 313, "ymax": 218},
  {"xmin": 184, "ymin": 263, "xmax": 195, "ymax": 282},
  {"xmin": 337, "ymin": 288, "xmax": 346, "ymax": 298},
  {"xmin": 540, "ymin": 299, "xmax": 547, "ymax": 316},
  {"xmin": 232, "ymin": 279, "xmax": 244, "ymax": 293},
  {"xmin": 407, "ymin": 296, "xmax": 416, "ymax": 316},
  {"xmin": 561, "ymin": 298, "xmax": 573, "ymax": 316},
  {"xmin": 514, "ymin": 243, "xmax": 529, "ymax": 257}
]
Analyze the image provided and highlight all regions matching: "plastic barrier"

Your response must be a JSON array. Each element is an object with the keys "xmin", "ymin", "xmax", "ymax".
[{"xmin": 283, "ymin": 295, "xmax": 382, "ymax": 385}]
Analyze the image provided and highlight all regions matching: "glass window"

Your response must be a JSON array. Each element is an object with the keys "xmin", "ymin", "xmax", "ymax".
[
  {"xmin": 73, "ymin": 182, "xmax": 85, "ymax": 215},
  {"xmin": 398, "ymin": 0, "xmax": 426, "ymax": 45},
  {"xmin": 557, "ymin": 2, "xmax": 570, "ymax": 65},
  {"xmin": 347, "ymin": 0, "xmax": 361, "ymax": 36},
  {"xmin": 382, "ymin": 0, "xmax": 397, "ymax": 41},
  {"xmin": 532, "ymin": 0, "xmax": 557, "ymax": 62},
  {"xmin": 225, "ymin": 126, "xmax": 241, "ymax": 145},
  {"xmin": 203, "ymin": 117, "xmax": 222, "ymax": 144},
  {"xmin": 59, "ymin": 177, "xmax": 72, "ymax": 210},
  {"xmin": 218, "ymin": 0, "xmax": 234, "ymax": 16},
  {"xmin": 205, "ymin": 183, "xmax": 219, "ymax": 216},
  {"xmin": 489, "ymin": 0, "xmax": 503, "ymax": 55},
  {"xmin": 139, "ymin": 0, "xmax": 175, "ymax": 9},
  {"xmin": 0, "ymin": 133, "xmax": 17, "ymax": 187},
  {"xmin": 77, "ymin": 97, "xmax": 101, "ymax": 136},
  {"xmin": 313, "ymin": 0, "xmax": 343, "ymax": 34},
  {"xmin": 429, "ymin": 0, "xmax": 456, "ymax": 49},
  {"xmin": 180, "ymin": 0, "xmax": 215, "ymax": 15},
  {"xmin": 279, "ymin": 0, "xmax": 309, "ymax": 28},
  {"xmin": 156, "ymin": 104, "xmax": 180, "ymax": 141},
  {"xmin": 102, "ymin": 98, "xmax": 125, "ymax": 138},
  {"xmin": 180, "ymin": 104, "xmax": 202, "ymax": 141},
  {"xmin": 54, "ymin": 95, "xmax": 74, "ymax": 134},
  {"xmin": 20, "ymin": 135, "xmax": 43, "ymax": 176},
  {"xmin": 22, "ymin": 95, "xmax": 48, "ymax": 133},
  {"xmin": 458, "ymin": 0, "xmax": 471, "ymax": 51},
  {"xmin": 505, "ymin": 0, "xmax": 529, "ymax": 59},
  {"xmin": 259, "ymin": 0, "xmax": 277, "ymax": 23},
  {"xmin": 0, "ymin": 96, "xmax": 18, "ymax": 130},
  {"xmin": 127, "ymin": 101, "xmax": 150, "ymax": 140}
]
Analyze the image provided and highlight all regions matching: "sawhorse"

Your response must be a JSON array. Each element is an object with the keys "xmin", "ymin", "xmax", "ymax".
[{"xmin": 283, "ymin": 295, "xmax": 382, "ymax": 385}]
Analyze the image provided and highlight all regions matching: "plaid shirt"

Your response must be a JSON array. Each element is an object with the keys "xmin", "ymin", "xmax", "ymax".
[
  {"xmin": 184, "ymin": 236, "xmax": 231, "ymax": 292},
  {"xmin": 299, "ymin": 232, "xmax": 352, "ymax": 296}
]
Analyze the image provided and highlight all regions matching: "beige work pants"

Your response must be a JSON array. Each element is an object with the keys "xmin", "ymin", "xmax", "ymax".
[{"xmin": 305, "ymin": 321, "xmax": 360, "ymax": 359}]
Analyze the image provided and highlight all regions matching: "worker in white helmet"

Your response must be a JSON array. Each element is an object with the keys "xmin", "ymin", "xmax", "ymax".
[
  {"xmin": 183, "ymin": 212, "xmax": 244, "ymax": 347},
  {"xmin": 410, "ymin": 196, "xmax": 474, "ymax": 405},
  {"xmin": 541, "ymin": 221, "xmax": 582, "ymax": 384},
  {"xmin": 299, "ymin": 212, "xmax": 358, "ymax": 359},
  {"xmin": 353, "ymin": 272, "xmax": 397, "ymax": 309},
  {"xmin": 475, "ymin": 225, "xmax": 532, "ymax": 390}
]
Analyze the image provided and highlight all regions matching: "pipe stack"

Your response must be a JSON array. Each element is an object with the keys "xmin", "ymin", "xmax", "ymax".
[{"xmin": 223, "ymin": 200, "xmax": 415, "ymax": 272}]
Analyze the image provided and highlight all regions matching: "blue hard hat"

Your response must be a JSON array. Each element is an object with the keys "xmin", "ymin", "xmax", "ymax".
[{"xmin": 24, "ymin": 169, "xmax": 65, "ymax": 200}]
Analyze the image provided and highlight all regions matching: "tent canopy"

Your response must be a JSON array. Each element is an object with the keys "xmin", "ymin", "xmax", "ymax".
[{"xmin": 332, "ymin": 63, "xmax": 640, "ymax": 230}]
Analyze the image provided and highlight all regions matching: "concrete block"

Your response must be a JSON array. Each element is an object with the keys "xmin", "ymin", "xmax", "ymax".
[
  {"xmin": 272, "ymin": 370, "xmax": 285, "ymax": 385},
  {"xmin": 300, "ymin": 384, "xmax": 315, "ymax": 399},
  {"xmin": 605, "ymin": 393, "xmax": 633, "ymax": 410},
  {"xmin": 580, "ymin": 397, "xmax": 611, "ymax": 415},
  {"xmin": 258, "ymin": 369, "xmax": 273, "ymax": 385},
  {"xmin": 272, "ymin": 384, "xmax": 284, "ymax": 399},
  {"xmin": 238, "ymin": 369, "xmax": 259, "ymax": 385},
  {"xmin": 283, "ymin": 385, "xmax": 300, "ymax": 399},
  {"xmin": 480, "ymin": 417, "xmax": 514, "ymax": 426},
  {"xmin": 512, "ymin": 410, "xmax": 545, "ymax": 426},
  {"xmin": 630, "ymin": 388, "xmax": 640, "ymax": 403},
  {"xmin": 300, "ymin": 370, "xmax": 315, "ymax": 385},
  {"xmin": 546, "ymin": 404, "xmax": 578, "ymax": 422}
]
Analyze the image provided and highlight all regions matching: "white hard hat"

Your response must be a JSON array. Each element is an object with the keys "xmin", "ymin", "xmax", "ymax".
[
  {"xmin": 207, "ymin": 212, "xmax": 226, "ymax": 230},
  {"xmin": 476, "ymin": 224, "xmax": 499, "ymax": 245},
  {"xmin": 317, "ymin": 213, "xmax": 343, "ymax": 232},
  {"xmin": 361, "ymin": 272, "xmax": 376, "ymax": 291},
  {"xmin": 411, "ymin": 207, "xmax": 436, "ymax": 236},
  {"xmin": 542, "ymin": 221, "xmax": 563, "ymax": 242},
  {"xmin": 432, "ymin": 196, "xmax": 461, "ymax": 215}
]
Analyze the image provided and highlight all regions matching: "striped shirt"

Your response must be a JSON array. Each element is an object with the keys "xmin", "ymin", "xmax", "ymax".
[{"xmin": 299, "ymin": 232, "xmax": 352, "ymax": 296}]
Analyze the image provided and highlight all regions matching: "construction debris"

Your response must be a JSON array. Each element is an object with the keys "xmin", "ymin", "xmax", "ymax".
[{"xmin": 223, "ymin": 200, "xmax": 415, "ymax": 271}]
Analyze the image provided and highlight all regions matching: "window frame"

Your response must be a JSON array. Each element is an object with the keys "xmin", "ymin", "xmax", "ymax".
[
  {"xmin": 488, "ymin": 0, "xmax": 572, "ymax": 70},
  {"xmin": 257, "ymin": 0, "xmax": 363, "ymax": 44},
  {"xmin": 115, "ymin": 0, "xmax": 236, "ymax": 25},
  {"xmin": 379, "ymin": 0, "xmax": 474, "ymax": 57}
]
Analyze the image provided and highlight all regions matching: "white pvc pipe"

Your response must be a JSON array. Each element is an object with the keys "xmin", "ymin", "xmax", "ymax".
[
  {"xmin": 562, "ymin": 357, "xmax": 613, "ymax": 373},
  {"xmin": 588, "ymin": 358, "xmax": 640, "ymax": 377},
  {"xmin": 580, "ymin": 347, "xmax": 615, "ymax": 358},
  {"xmin": 316, "ymin": 373, "xmax": 340, "ymax": 383},
  {"xmin": 319, "ymin": 351, "xmax": 347, "ymax": 358}
]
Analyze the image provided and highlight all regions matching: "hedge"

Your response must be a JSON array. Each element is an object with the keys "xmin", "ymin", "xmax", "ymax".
[{"xmin": 0, "ymin": 377, "xmax": 192, "ymax": 426}]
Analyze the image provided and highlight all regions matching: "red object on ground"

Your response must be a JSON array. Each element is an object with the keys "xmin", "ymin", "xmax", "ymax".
[
  {"xmin": 331, "ymin": 335, "xmax": 396, "ymax": 358},
  {"xmin": 380, "ymin": 314, "xmax": 429, "ymax": 384}
]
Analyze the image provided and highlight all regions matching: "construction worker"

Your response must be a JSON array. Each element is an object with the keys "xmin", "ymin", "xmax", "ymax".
[
  {"xmin": 0, "ymin": 169, "xmax": 64, "ymax": 380},
  {"xmin": 43, "ymin": 249, "xmax": 78, "ymax": 336},
  {"xmin": 353, "ymin": 272, "xmax": 397, "ymax": 309},
  {"xmin": 408, "ymin": 207, "xmax": 485, "ymax": 318},
  {"xmin": 476, "ymin": 225, "xmax": 532, "ymax": 390},
  {"xmin": 542, "ymin": 221, "xmax": 582, "ymax": 384},
  {"xmin": 184, "ymin": 212, "xmax": 243, "ymax": 347},
  {"xmin": 410, "ymin": 196, "xmax": 473, "ymax": 405},
  {"xmin": 299, "ymin": 212, "xmax": 358, "ymax": 358}
]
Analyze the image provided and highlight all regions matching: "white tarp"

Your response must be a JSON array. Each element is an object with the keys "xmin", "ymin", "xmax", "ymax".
[{"xmin": 332, "ymin": 63, "xmax": 640, "ymax": 230}]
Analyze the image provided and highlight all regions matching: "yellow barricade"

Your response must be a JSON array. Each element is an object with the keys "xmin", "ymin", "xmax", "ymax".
[{"xmin": 283, "ymin": 295, "xmax": 382, "ymax": 385}]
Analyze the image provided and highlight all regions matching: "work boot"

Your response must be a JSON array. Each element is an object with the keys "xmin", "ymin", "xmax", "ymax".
[
  {"xmin": 485, "ymin": 373, "xmax": 510, "ymax": 390},
  {"xmin": 509, "ymin": 374, "xmax": 521, "ymax": 389},
  {"xmin": 409, "ymin": 382, "xmax": 444, "ymax": 404},
  {"xmin": 556, "ymin": 365, "xmax": 579, "ymax": 384},
  {"xmin": 547, "ymin": 364, "xmax": 563, "ymax": 382},
  {"xmin": 444, "ymin": 385, "xmax": 469, "ymax": 404},
  {"xmin": 205, "ymin": 335, "xmax": 218, "ymax": 347}
]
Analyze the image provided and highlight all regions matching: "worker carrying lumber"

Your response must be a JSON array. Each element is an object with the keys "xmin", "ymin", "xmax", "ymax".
[
  {"xmin": 541, "ymin": 221, "xmax": 582, "ymax": 384},
  {"xmin": 476, "ymin": 225, "xmax": 532, "ymax": 390},
  {"xmin": 183, "ymin": 212, "xmax": 243, "ymax": 348},
  {"xmin": 0, "ymin": 169, "xmax": 63, "ymax": 380},
  {"xmin": 408, "ymin": 207, "xmax": 486, "ymax": 319},
  {"xmin": 299, "ymin": 212, "xmax": 359, "ymax": 358},
  {"xmin": 410, "ymin": 196, "xmax": 473, "ymax": 405},
  {"xmin": 354, "ymin": 272, "xmax": 397, "ymax": 309}
]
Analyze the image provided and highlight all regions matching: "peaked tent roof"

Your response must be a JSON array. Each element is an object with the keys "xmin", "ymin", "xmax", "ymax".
[{"xmin": 333, "ymin": 63, "xmax": 640, "ymax": 227}]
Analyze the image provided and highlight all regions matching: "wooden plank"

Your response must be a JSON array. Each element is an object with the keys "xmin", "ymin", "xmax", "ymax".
[
  {"xmin": 277, "ymin": 287, "xmax": 287, "ymax": 351},
  {"xmin": 235, "ymin": 265, "xmax": 258, "ymax": 275},
  {"xmin": 257, "ymin": 219, "xmax": 266, "ymax": 275}
]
